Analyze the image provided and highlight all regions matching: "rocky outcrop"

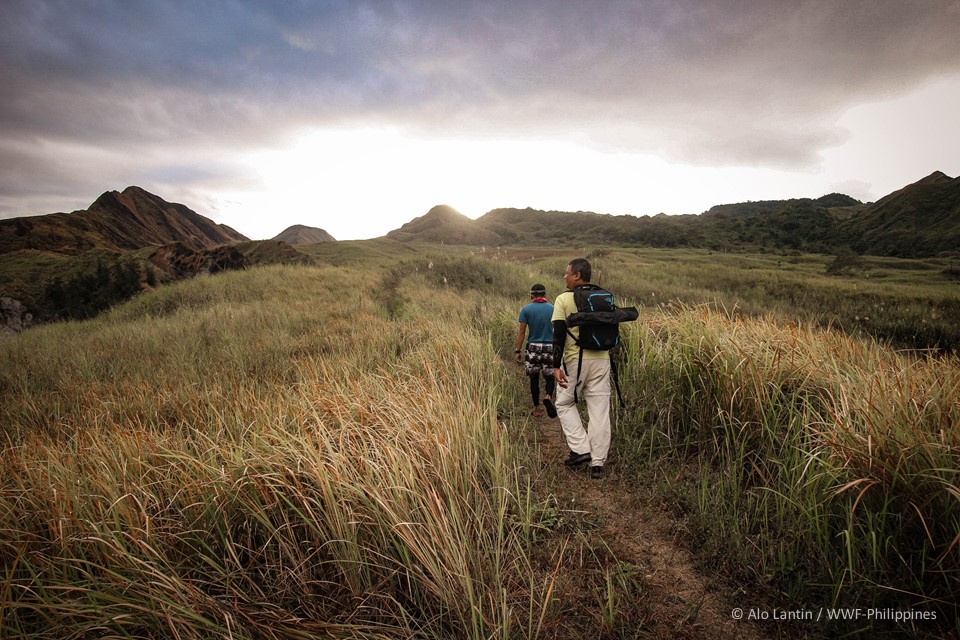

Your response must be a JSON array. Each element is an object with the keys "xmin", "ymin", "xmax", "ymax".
[
  {"xmin": 0, "ymin": 297, "xmax": 32, "ymax": 335},
  {"xmin": 149, "ymin": 242, "xmax": 249, "ymax": 279}
]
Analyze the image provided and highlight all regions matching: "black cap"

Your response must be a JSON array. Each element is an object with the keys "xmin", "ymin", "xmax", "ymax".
[{"xmin": 530, "ymin": 283, "xmax": 546, "ymax": 295}]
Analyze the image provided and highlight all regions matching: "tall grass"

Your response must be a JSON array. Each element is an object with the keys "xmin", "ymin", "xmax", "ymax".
[
  {"xmin": 616, "ymin": 304, "xmax": 959, "ymax": 634},
  {"xmin": 0, "ymin": 261, "xmax": 553, "ymax": 638},
  {"xmin": 4, "ymin": 247, "xmax": 957, "ymax": 637}
]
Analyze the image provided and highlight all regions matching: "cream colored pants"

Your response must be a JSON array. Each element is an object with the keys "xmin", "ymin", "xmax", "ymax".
[{"xmin": 555, "ymin": 358, "xmax": 611, "ymax": 467}]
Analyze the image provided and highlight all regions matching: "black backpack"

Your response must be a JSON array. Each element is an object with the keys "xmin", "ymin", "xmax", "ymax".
[{"xmin": 564, "ymin": 284, "xmax": 638, "ymax": 406}]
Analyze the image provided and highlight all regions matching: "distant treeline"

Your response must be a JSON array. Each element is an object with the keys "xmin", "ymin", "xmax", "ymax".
[
  {"xmin": 469, "ymin": 175, "xmax": 960, "ymax": 258},
  {"xmin": 481, "ymin": 199, "xmax": 855, "ymax": 255}
]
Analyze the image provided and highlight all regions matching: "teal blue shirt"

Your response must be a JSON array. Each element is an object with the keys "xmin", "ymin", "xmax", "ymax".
[{"xmin": 518, "ymin": 300, "xmax": 554, "ymax": 344}]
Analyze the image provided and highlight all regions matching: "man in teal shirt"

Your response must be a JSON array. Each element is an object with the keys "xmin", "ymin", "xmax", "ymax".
[{"xmin": 515, "ymin": 283, "xmax": 557, "ymax": 418}]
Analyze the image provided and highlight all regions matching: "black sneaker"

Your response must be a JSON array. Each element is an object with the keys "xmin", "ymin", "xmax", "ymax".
[
  {"xmin": 590, "ymin": 465, "xmax": 604, "ymax": 479},
  {"xmin": 543, "ymin": 398, "xmax": 557, "ymax": 418},
  {"xmin": 564, "ymin": 451, "xmax": 591, "ymax": 467}
]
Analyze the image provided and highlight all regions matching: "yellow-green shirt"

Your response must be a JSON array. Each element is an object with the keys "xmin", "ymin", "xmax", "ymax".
[{"xmin": 552, "ymin": 290, "xmax": 609, "ymax": 364}]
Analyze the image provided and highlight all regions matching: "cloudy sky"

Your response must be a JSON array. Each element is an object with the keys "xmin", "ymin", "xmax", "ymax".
[{"xmin": 2, "ymin": 1, "xmax": 959, "ymax": 241}]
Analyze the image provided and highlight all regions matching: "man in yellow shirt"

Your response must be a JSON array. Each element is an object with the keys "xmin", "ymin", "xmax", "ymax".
[{"xmin": 551, "ymin": 258, "xmax": 610, "ymax": 479}]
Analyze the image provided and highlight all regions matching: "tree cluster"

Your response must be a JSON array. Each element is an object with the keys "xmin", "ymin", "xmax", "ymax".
[{"xmin": 44, "ymin": 257, "xmax": 154, "ymax": 320}]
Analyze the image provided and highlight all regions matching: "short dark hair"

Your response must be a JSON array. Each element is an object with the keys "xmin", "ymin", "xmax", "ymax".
[
  {"xmin": 530, "ymin": 283, "xmax": 546, "ymax": 295},
  {"xmin": 568, "ymin": 258, "xmax": 591, "ymax": 282}
]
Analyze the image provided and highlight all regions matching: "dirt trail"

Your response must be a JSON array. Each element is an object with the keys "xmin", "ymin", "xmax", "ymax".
[{"xmin": 529, "ymin": 410, "xmax": 780, "ymax": 640}]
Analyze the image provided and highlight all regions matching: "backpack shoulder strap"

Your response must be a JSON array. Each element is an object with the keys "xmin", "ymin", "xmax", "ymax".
[{"xmin": 611, "ymin": 356, "xmax": 625, "ymax": 408}]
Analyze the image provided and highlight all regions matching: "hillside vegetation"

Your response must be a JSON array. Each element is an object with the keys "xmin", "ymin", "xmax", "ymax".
[
  {"xmin": 388, "ymin": 171, "xmax": 960, "ymax": 259},
  {"xmin": 4, "ymin": 170, "xmax": 959, "ymax": 334},
  {"xmin": 1, "ymin": 247, "xmax": 957, "ymax": 638}
]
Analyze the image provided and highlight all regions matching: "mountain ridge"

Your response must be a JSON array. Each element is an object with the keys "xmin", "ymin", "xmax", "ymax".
[
  {"xmin": 383, "ymin": 171, "xmax": 960, "ymax": 257},
  {"xmin": 0, "ymin": 186, "xmax": 247, "ymax": 256},
  {"xmin": 3, "ymin": 171, "xmax": 958, "ymax": 260},
  {"xmin": 1, "ymin": 173, "xmax": 957, "ymax": 333},
  {"xmin": 0, "ymin": 188, "xmax": 290, "ymax": 328}
]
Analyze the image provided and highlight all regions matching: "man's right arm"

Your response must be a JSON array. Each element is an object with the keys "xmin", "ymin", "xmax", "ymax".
[{"xmin": 515, "ymin": 322, "xmax": 527, "ymax": 362}]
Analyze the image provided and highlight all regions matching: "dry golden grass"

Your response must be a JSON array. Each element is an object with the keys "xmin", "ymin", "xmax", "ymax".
[
  {"xmin": 616, "ymin": 303, "xmax": 959, "ymax": 627},
  {"xmin": 3, "ymin": 249, "xmax": 957, "ymax": 638},
  {"xmin": 0, "ymin": 261, "xmax": 549, "ymax": 638}
]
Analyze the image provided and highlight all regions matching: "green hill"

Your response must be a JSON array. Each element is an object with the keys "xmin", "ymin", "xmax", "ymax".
[
  {"xmin": 271, "ymin": 224, "xmax": 336, "ymax": 244},
  {"xmin": 839, "ymin": 171, "xmax": 960, "ymax": 257},
  {"xmin": 3, "ymin": 171, "xmax": 958, "ymax": 330},
  {"xmin": 387, "ymin": 204, "xmax": 505, "ymax": 245}
]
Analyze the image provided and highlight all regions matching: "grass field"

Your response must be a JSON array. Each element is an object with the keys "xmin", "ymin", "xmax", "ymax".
[{"xmin": 1, "ymin": 245, "xmax": 957, "ymax": 638}]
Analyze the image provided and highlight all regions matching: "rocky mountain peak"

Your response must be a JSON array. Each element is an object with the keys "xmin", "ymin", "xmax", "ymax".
[{"xmin": 0, "ymin": 186, "xmax": 248, "ymax": 256}]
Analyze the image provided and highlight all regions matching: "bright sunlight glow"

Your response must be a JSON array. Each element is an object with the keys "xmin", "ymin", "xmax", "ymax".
[{"xmin": 220, "ymin": 128, "xmax": 828, "ymax": 241}]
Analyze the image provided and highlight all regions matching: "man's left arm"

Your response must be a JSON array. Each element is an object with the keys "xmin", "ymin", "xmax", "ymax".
[{"xmin": 551, "ymin": 319, "xmax": 569, "ymax": 386}]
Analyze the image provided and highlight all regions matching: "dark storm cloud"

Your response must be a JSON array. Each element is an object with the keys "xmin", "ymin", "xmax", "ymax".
[{"xmin": 2, "ymin": 0, "xmax": 959, "ymax": 215}]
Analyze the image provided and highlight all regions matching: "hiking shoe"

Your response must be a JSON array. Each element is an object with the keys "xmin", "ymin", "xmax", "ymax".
[
  {"xmin": 543, "ymin": 398, "xmax": 557, "ymax": 418},
  {"xmin": 564, "ymin": 451, "xmax": 591, "ymax": 467},
  {"xmin": 590, "ymin": 465, "xmax": 604, "ymax": 480}
]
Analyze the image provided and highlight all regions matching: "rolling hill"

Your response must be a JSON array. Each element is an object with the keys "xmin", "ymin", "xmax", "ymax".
[
  {"xmin": 838, "ymin": 171, "xmax": 960, "ymax": 257},
  {"xmin": 2, "ymin": 170, "xmax": 958, "ymax": 331},
  {"xmin": 271, "ymin": 225, "xmax": 336, "ymax": 244},
  {"xmin": 386, "ymin": 205, "xmax": 504, "ymax": 245}
]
